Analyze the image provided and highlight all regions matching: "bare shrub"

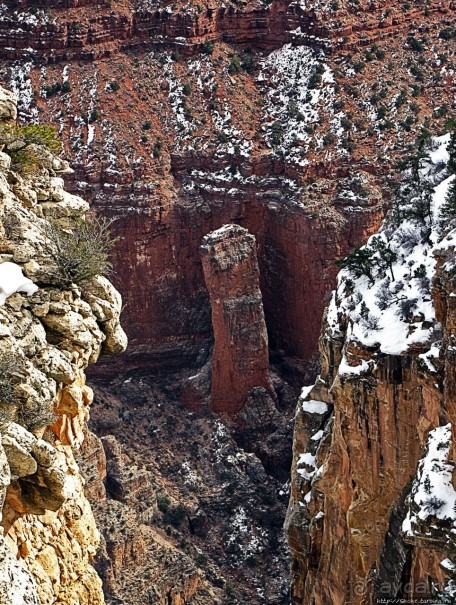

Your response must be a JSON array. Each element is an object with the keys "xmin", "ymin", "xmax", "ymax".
[
  {"xmin": 45, "ymin": 216, "xmax": 118, "ymax": 286},
  {"xmin": 0, "ymin": 351, "xmax": 20, "ymax": 406},
  {"xmin": 422, "ymin": 496, "xmax": 444, "ymax": 513}
]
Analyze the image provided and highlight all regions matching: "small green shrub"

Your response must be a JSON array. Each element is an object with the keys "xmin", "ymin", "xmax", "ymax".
[
  {"xmin": 308, "ymin": 70, "xmax": 322, "ymax": 89},
  {"xmin": 439, "ymin": 179, "xmax": 456, "ymax": 226},
  {"xmin": 0, "ymin": 123, "xmax": 62, "ymax": 174},
  {"xmin": 202, "ymin": 41, "xmax": 214, "ymax": 55},
  {"xmin": 407, "ymin": 36, "xmax": 424, "ymax": 52},
  {"xmin": 44, "ymin": 81, "xmax": 72, "ymax": 97},
  {"xmin": 153, "ymin": 139, "xmax": 162, "ymax": 158},
  {"xmin": 353, "ymin": 61, "xmax": 365, "ymax": 73},
  {"xmin": 270, "ymin": 120, "xmax": 283, "ymax": 145},
  {"xmin": 226, "ymin": 582, "xmax": 235, "ymax": 597},
  {"xmin": 228, "ymin": 55, "xmax": 241, "ymax": 74},
  {"xmin": 240, "ymin": 50, "xmax": 255, "ymax": 73},
  {"xmin": 217, "ymin": 132, "xmax": 229, "ymax": 144},
  {"xmin": 109, "ymin": 80, "xmax": 120, "ymax": 91},
  {"xmin": 88, "ymin": 109, "xmax": 101, "ymax": 123},
  {"xmin": 195, "ymin": 553, "xmax": 207, "ymax": 566},
  {"xmin": 439, "ymin": 27, "xmax": 455, "ymax": 40},
  {"xmin": 157, "ymin": 494, "xmax": 171, "ymax": 512},
  {"xmin": 1, "ymin": 123, "xmax": 61, "ymax": 155},
  {"xmin": 323, "ymin": 132, "xmax": 337, "ymax": 146}
]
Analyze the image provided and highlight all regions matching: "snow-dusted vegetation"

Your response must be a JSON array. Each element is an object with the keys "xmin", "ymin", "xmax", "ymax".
[
  {"xmin": 403, "ymin": 424, "xmax": 456, "ymax": 535},
  {"xmin": 403, "ymin": 424, "xmax": 456, "ymax": 600},
  {"xmin": 327, "ymin": 133, "xmax": 455, "ymax": 373},
  {"xmin": 259, "ymin": 44, "xmax": 340, "ymax": 165}
]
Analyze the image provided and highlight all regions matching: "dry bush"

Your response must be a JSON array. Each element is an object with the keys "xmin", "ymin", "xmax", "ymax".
[{"xmin": 45, "ymin": 216, "xmax": 118, "ymax": 286}]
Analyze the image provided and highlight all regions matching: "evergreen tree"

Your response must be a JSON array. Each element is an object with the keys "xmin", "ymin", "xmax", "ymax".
[
  {"xmin": 336, "ymin": 247, "xmax": 375, "ymax": 284},
  {"xmin": 448, "ymin": 128, "xmax": 456, "ymax": 174},
  {"xmin": 370, "ymin": 238, "xmax": 397, "ymax": 281},
  {"xmin": 440, "ymin": 178, "xmax": 456, "ymax": 224}
]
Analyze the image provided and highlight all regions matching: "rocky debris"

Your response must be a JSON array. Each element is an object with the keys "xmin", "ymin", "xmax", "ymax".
[
  {"xmin": 101, "ymin": 435, "xmax": 157, "ymax": 509},
  {"xmin": 0, "ymin": 535, "xmax": 40, "ymax": 605},
  {"xmin": 82, "ymin": 372, "xmax": 291, "ymax": 605},
  {"xmin": 200, "ymin": 224, "xmax": 273, "ymax": 414},
  {"xmin": 0, "ymin": 85, "xmax": 127, "ymax": 604},
  {"xmin": 0, "ymin": 87, "xmax": 16, "ymax": 121}
]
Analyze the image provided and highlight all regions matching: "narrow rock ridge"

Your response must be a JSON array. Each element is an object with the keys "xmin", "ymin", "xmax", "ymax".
[
  {"xmin": 200, "ymin": 224, "xmax": 273, "ymax": 414},
  {"xmin": 286, "ymin": 135, "xmax": 456, "ymax": 603},
  {"xmin": 0, "ymin": 86, "xmax": 127, "ymax": 604}
]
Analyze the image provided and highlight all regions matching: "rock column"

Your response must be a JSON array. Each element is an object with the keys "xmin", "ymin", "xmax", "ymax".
[{"xmin": 200, "ymin": 224, "xmax": 272, "ymax": 414}]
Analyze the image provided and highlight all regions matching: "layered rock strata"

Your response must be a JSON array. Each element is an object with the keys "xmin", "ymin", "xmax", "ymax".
[
  {"xmin": 0, "ymin": 0, "xmax": 452, "ymax": 62},
  {"xmin": 200, "ymin": 224, "xmax": 272, "ymax": 414},
  {"xmin": 0, "ymin": 87, "xmax": 127, "ymax": 604},
  {"xmin": 2, "ymin": 0, "xmax": 453, "ymax": 388}
]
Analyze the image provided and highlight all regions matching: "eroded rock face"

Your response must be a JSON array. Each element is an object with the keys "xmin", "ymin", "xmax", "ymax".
[
  {"xmin": 286, "ymin": 143, "xmax": 456, "ymax": 604},
  {"xmin": 0, "ymin": 86, "xmax": 127, "ymax": 604},
  {"xmin": 200, "ymin": 224, "xmax": 273, "ymax": 414},
  {"xmin": 3, "ymin": 0, "xmax": 453, "ymax": 393}
]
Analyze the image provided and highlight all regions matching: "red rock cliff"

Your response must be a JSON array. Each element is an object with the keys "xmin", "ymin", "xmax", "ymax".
[
  {"xmin": 200, "ymin": 224, "xmax": 272, "ymax": 414},
  {"xmin": 0, "ymin": 0, "xmax": 453, "ymax": 399}
]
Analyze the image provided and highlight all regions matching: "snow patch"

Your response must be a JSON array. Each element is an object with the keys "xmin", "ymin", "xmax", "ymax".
[
  {"xmin": 302, "ymin": 400, "xmax": 328, "ymax": 415},
  {"xmin": 0, "ymin": 262, "xmax": 38, "ymax": 305},
  {"xmin": 403, "ymin": 424, "xmax": 456, "ymax": 537},
  {"xmin": 327, "ymin": 135, "xmax": 454, "ymax": 367}
]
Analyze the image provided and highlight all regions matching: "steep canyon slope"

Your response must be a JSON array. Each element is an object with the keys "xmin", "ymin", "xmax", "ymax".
[
  {"xmin": 1, "ymin": 0, "xmax": 454, "ymax": 381},
  {"xmin": 0, "ymin": 86, "xmax": 127, "ymax": 604},
  {"xmin": 286, "ymin": 136, "xmax": 456, "ymax": 603},
  {"xmin": 0, "ymin": 0, "xmax": 455, "ymax": 604}
]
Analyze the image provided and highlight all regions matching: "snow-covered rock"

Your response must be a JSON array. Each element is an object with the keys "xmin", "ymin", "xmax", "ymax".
[
  {"xmin": 0, "ymin": 262, "xmax": 38, "ymax": 305},
  {"xmin": 327, "ymin": 134, "xmax": 454, "ymax": 369},
  {"xmin": 403, "ymin": 424, "xmax": 456, "ymax": 547}
]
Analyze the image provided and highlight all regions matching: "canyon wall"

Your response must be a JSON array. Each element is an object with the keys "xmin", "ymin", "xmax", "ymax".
[
  {"xmin": 0, "ymin": 0, "xmax": 454, "ymax": 602},
  {"xmin": 0, "ymin": 0, "xmax": 453, "ymax": 391},
  {"xmin": 0, "ymin": 86, "xmax": 127, "ymax": 604},
  {"xmin": 286, "ymin": 138, "xmax": 456, "ymax": 603}
]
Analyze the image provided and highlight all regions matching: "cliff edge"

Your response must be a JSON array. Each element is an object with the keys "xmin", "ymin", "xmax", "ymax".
[
  {"xmin": 286, "ymin": 133, "xmax": 456, "ymax": 603},
  {"xmin": 0, "ymin": 86, "xmax": 127, "ymax": 604}
]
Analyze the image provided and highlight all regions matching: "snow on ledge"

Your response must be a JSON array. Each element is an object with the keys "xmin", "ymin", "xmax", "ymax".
[
  {"xmin": 0, "ymin": 262, "xmax": 38, "ymax": 305},
  {"xmin": 302, "ymin": 400, "xmax": 329, "ymax": 415},
  {"xmin": 339, "ymin": 355, "xmax": 371, "ymax": 377},
  {"xmin": 403, "ymin": 424, "xmax": 456, "ymax": 537}
]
